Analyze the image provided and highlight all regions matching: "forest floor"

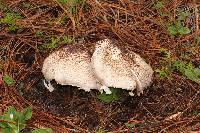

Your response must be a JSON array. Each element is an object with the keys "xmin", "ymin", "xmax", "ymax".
[{"xmin": 0, "ymin": 0, "xmax": 200, "ymax": 132}]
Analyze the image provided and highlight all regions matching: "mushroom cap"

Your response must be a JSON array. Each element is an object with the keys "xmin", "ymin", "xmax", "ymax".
[
  {"xmin": 91, "ymin": 39, "xmax": 137, "ymax": 89},
  {"xmin": 42, "ymin": 44, "xmax": 101, "ymax": 91},
  {"xmin": 131, "ymin": 53, "xmax": 154, "ymax": 90},
  {"xmin": 91, "ymin": 39, "xmax": 153, "ymax": 95}
]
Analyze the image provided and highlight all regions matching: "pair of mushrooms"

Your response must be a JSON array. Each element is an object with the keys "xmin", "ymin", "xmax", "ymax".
[{"xmin": 42, "ymin": 39, "xmax": 153, "ymax": 96}]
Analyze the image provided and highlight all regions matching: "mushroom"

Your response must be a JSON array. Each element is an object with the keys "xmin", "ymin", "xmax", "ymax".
[
  {"xmin": 91, "ymin": 39, "xmax": 153, "ymax": 96},
  {"xmin": 42, "ymin": 38, "xmax": 153, "ymax": 96},
  {"xmin": 42, "ymin": 44, "xmax": 101, "ymax": 92}
]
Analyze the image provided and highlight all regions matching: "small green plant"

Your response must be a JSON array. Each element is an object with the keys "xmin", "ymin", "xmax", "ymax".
[
  {"xmin": 125, "ymin": 122, "xmax": 135, "ymax": 132},
  {"xmin": 160, "ymin": 48, "xmax": 171, "ymax": 59},
  {"xmin": 168, "ymin": 9, "xmax": 191, "ymax": 35},
  {"xmin": 173, "ymin": 61, "xmax": 200, "ymax": 83},
  {"xmin": 155, "ymin": 48, "xmax": 173, "ymax": 79},
  {"xmin": 42, "ymin": 37, "xmax": 60, "ymax": 49},
  {"xmin": 155, "ymin": 48, "xmax": 200, "ymax": 83},
  {"xmin": 0, "ymin": 106, "xmax": 52, "ymax": 133},
  {"xmin": 125, "ymin": 123, "xmax": 135, "ymax": 129},
  {"xmin": 154, "ymin": 1, "xmax": 191, "ymax": 36},
  {"xmin": 155, "ymin": 69, "xmax": 170, "ymax": 79},
  {"xmin": 63, "ymin": 35, "xmax": 73, "ymax": 44},
  {"xmin": 97, "ymin": 88, "xmax": 122, "ymax": 103},
  {"xmin": 0, "ymin": 12, "xmax": 21, "ymax": 32},
  {"xmin": 60, "ymin": 16, "xmax": 69, "ymax": 25},
  {"xmin": 3, "ymin": 74, "xmax": 14, "ymax": 86},
  {"xmin": 35, "ymin": 31, "xmax": 44, "ymax": 37},
  {"xmin": 168, "ymin": 22, "xmax": 191, "ymax": 36}
]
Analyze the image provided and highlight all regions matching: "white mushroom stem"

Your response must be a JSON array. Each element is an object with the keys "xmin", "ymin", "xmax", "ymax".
[
  {"xmin": 100, "ymin": 85, "xmax": 112, "ymax": 94},
  {"xmin": 129, "ymin": 91, "xmax": 135, "ymax": 96},
  {"xmin": 43, "ymin": 80, "xmax": 55, "ymax": 92}
]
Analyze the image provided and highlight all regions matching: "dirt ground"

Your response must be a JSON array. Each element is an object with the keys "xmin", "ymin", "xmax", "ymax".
[{"xmin": 0, "ymin": 0, "xmax": 200, "ymax": 132}]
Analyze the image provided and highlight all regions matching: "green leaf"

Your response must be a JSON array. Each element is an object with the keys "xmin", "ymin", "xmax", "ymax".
[
  {"xmin": 172, "ymin": 61, "xmax": 185, "ymax": 73},
  {"xmin": 32, "ymin": 128, "xmax": 53, "ymax": 133},
  {"xmin": 168, "ymin": 25, "xmax": 177, "ymax": 35},
  {"xmin": 51, "ymin": 37, "xmax": 59, "ymax": 47},
  {"xmin": 0, "ymin": 122, "xmax": 9, "ymax": 128},
  {"xmin": 3, "ymin": 74, "xmax": 14, "ymax": 86},
  {"xmin": 0, "ymin": 107, "xmax": 20, "ymax": 133},
  {"xmin": 178, "ymin": 26, "xmax": 191, "ymax": 35},
  {"xmin": 0, "ymin": 13, "xmax": 14, "ymax": 24},
  {"xmin": 1, "ymin": 127, "xmax": 12, "ymax": 133},
  {"xmin": 8, "ymin": 24, "xmax": 18, "ymax": 32},
  {"xmin": 5, "ymin": 106, "xmax": 17, "ymax": 121},
  {"xmin": 0, "ymin": 106, "xmax": 39, "ymax": 133},
  {"xmin": 22, "ymin": 107, "xmax": 32, "ymax": 121},
  {"xmin": 185, "ymin": 62, "xmax": 194, "ymax": 70},
  {"xmin": 97, "ymin": 88, "xmax": 121, "ymax": 103},
  {"xmin": 193, "ymin": 68, "xmax": 200, "ymax": 76},
  {"xmin": 16, "ymin": 107, "xmax": 32, "ymax": 130},
  {"xmin": 173, "ymin": 61, "xmax": 200, "ymax": 83},
  {"xmin": 184, "ymin": 69, "xmax": 199, "ymax": 82}
]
